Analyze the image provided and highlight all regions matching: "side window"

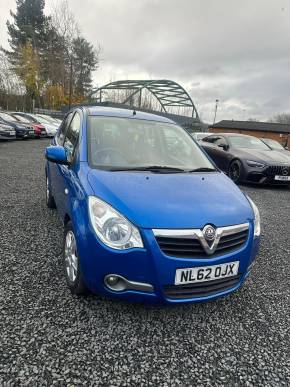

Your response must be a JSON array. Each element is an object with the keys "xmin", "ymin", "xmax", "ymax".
[
  {"xmin": 58, "ymin": 112, "xmax": 73, "ymax": 145},
  {"xmin": 63, "ymin": 112, "xmax": 81, "ymax": 159},
  {"xmin": 203, "ymin": 136, "xmax": 217, "ymax": 143},
  {"xmin": 215, "ymin": 137, "xmax": 227, "ymax": 147}
]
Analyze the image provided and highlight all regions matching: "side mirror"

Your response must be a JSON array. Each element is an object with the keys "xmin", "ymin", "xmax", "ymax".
[
  {"xmin": 218, "ymin": 143, "xmax": 229, "ymax": 151},
  {"xmin": 45, "ymin": 145, "xmax": 69, "ymax": 165}
]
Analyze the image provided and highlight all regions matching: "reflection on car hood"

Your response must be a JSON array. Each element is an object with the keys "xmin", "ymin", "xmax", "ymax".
[
  {"xmin": 236, "ymin": 148, "xmax": 290, "ymax": 164},
  {"xmin": 88, "ymin": 170, "xmax": 253, "ymax": 228}
]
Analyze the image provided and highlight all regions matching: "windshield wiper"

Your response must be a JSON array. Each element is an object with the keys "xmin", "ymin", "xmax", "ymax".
[
  {"xmin": 188, "ymin": 167, "xmax": 217, "ymax": 172},
  {"xmin": 110, "ymin": 165, "xmax": 187, "ymax": 173}
]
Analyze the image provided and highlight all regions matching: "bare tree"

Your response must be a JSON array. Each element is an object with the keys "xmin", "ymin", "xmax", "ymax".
[
  {"xmin": 0, "ymin": 53, "xmax": 25, "ymax": 110},
  {"xmin": 50, "ymin": 0, "xmax": 80, "ymax": 109},
  {"xmin": 269, "ymin": 113, "xmax": 290, "ymax": 125}
]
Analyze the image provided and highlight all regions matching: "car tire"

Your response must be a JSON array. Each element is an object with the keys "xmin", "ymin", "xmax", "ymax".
[
  {"xmin": 228, "ymin": 160, "xmax": 243, "ymax": 183},
  {"xmin": 63, "ymin": 221, "xmax": 89, "ymax": 295},
  {"xmin": 46, "ymin": 175, "xmax": 56, "ymax": 209}
]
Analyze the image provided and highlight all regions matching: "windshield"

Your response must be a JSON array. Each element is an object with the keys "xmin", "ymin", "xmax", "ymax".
[
  {"xmin": 228, "ymin": 135, "xmax": 270, "ymax": 150},
  {"xmin": 39, "ymin": 115, "xmax": 57, "ymax": 124},
  {"xmin": 88, "ymin": 116, "xmax": 214, "ymax": 171},
  {"xmin": 262, "ymin": 138, "xmax": 284, "ymax": 150},
  {"xmin": 34, "ymin": 115, "xmax": 55, "ymax": 125},
  {"xmin": 0, "ymin": 112, "xmax": 15, "ymax": 122},
  {"xmin": 12, "ymin": 114, "xmax": 31, "ymax": 123}
]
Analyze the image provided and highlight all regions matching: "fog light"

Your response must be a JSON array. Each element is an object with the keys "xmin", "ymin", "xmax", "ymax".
[
  {"xmin": 107, "ymin": 275, "xmax": 119, "ymax": 286},
  {"xmin": 104, "ymin": 274, "xmax": 154, "ymax": 293},
  {"xmin": 104, "ymin": 274, "xmax": 127, "ymax": 291}
]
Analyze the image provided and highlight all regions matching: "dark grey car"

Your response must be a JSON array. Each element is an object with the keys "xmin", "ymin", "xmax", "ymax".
[{"xmin": 200, "ymin": 133, "xmax": 290, "ymax": 185}]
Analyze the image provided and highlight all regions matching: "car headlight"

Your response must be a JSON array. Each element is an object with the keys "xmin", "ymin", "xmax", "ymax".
[
  {"xmin": 88, "ymin": 196, "xmax": 143, "ymax": 249},
  {"xmin": 246, "ymin": 195, "xmax": 261, "ymax": 237},
  {"xmin": 246, "ymin": 160, "xmax": 266, "ymax": 168},
  {"xmin": 0, "ymin": 124, "xmax": 11, "ymax": 130}
]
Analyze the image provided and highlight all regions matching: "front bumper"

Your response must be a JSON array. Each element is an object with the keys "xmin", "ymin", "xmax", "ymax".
[
  {"xmin": 245, "ymin": 164, "xmax": 290, "ymax": 185},
  {"xmin": 76, "ymin": 221, "xmax": 260, "ymax": 304},
  {"xmin": 16, "ymin": 129, "xmax": 35, "ymax": 139},
  {"xmin": 0, "ymin": 131, "xmax": 16, "ymax": 140}
]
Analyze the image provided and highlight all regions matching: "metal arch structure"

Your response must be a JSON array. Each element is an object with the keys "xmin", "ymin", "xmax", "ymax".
[{"xmin": 91, "ymin": 79, "xmax": 199, "ymax": 119}]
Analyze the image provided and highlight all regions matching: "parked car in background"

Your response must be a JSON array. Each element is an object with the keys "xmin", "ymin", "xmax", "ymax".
[
  {"xmin": 36, "ymin": 114, "xmax": 62, "ymax": 128},
  {"xmin": 201, "ymin": 133, "xmax": 290, "ymax": 185},
  {"xmin": 0, "ymin": 121, "xmax": 16, "ymax": 140},
  {"xmin": 260, "ymin": 138, "xmax": 289, "ymax": 152},
  {"xmin": 11, "ymin": 112, "xmax": 57, "ymax": 138},
  {"xmin": 191, "ymin": 132, "xmax": 209, "ymax": 142},
  {"xmin": 45, "ymin": 106, "xmax": 260, "ymax": 304},
  {"xmin": 29, "ymin": 114, "xmax": 58, "ymax": 137},
  {"xmin": 10, "ymin": 113, "xmax": 47, "ymax": 138},
  {"xmin": 0, "ymin": 112, "xmax": 35, "ymax": 139}
]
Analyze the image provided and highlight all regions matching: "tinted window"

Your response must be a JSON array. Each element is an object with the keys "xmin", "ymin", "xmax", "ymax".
[
  {"xmin": 215, "ymin": 137, "xmax": 228, "ymax": 147},
  {"xmin": 63, "ymin": 112, "xmax": 81, "ymax": 157},
  {"xmin": 203, "ymin": 136, "xmax": 217, "ymax": 143}
]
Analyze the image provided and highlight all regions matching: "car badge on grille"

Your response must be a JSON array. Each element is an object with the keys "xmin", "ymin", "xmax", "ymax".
[
  {"xmin": 200, "ymin": 224, "xmax": 220, "ymax": 254},
  {"xmin": 202, "ymin": 225, "xmax": 216, "ymax": 241},
  {"xmin": 282, "ymin": 167, "xmax": 288, "ymax": 176}
]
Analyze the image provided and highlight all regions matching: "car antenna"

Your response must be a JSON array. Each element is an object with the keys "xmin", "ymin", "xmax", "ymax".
[{"xmin": 133, "ymin": 109, "xmax": 136, "ymax": 116}]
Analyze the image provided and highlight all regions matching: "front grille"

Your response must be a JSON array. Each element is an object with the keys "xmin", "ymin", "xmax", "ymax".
[
  {"xmin": 265, "ymin": 165, "xmax": 290, "ymax": 177},
  {"xmin": 163, "ymin": 274, "xmax": 241, "ymax": 299},
  {"xmin": 155, "ymin": 229, "xmax": 249, "ymax": 258}
]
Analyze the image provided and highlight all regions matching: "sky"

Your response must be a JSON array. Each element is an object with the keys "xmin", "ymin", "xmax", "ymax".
[{"xmin": 1, "ymin": 0, "xmax": 290, "ymax": 123}]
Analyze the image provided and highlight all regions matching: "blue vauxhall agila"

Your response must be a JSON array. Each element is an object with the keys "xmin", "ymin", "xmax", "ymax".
[{"xmin": 45, "ymin": 107, "xmax": 260, "ymax": 304}]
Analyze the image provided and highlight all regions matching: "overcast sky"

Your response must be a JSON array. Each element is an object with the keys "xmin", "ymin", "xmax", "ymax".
[{"xmin": 1, "ymin": 0, "xmax": 290, "ymax": 122}]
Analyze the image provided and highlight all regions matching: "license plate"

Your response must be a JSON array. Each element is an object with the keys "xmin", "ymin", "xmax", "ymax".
[
  {"xmin": 29, "ymin": 130, "xmax": 34, "ymax": 134},
  {"xmin": 10, "ymin": 131, "xmax": 15, "ymax": 135},
  {"xmin": 274, "ymin": 175, "xmax": 290, "ymax": 181},
  {"xmin": 175, "ymin": 261, "xmax": 239, "ymax": 285}
]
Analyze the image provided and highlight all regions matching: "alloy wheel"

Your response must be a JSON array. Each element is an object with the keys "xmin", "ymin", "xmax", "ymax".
[
  {"xmin": 229, "ymin": 162, "xmax": 241, "ymax": 182},
  {"xmin": 46, "ymin": 177, "xmax": 50, "ymax": 204},
  {"xmin": 64, "ymin": 231, "xmax": 78, "ymax": 283}
]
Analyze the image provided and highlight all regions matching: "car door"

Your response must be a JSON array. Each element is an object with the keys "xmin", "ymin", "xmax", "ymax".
[
  {"xmin": 52, "ymin": 111, "xmax": 82, "ymax": 219},
  {"xmin": 49, "ymin": 112, "xmax": 73, "ymax": 200},
  {"xmin": 201, "ymin": 136, "xmax": 219, "ymax": 159},
  {"xmin": 201, "ymin": 136, "xmax": 229, "ymax": 171},
  {"xmin": 214, "ymin": 137, "xmax": 231, "ymax": 171}
]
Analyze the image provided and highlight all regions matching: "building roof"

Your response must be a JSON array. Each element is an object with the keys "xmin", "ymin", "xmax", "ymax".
[{"xmin": 211, "ymin": 120, "xmax": 290, "ymax": 134}]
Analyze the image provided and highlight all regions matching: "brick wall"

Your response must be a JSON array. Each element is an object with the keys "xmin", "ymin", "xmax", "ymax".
[{"xmin": 209, "ymin": 127, "xmax": 289, "ymax": 147}]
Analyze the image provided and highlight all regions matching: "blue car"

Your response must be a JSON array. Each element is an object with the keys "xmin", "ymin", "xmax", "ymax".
[{"xmin": 45, "ymin": 107, "xmax": 260, "ymax": 304}]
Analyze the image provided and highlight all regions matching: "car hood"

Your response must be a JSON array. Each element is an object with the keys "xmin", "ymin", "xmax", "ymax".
[
  {"xmin": 43, "ymin": 124, "xmax": 57, "ymax": 131},
  {"xmin": 236, "ymin": 148, "xmax": 290, "ymax": 164},
  {"xmin": 87, "ymin": 170, "xmax": 253, "ymax": 229}
]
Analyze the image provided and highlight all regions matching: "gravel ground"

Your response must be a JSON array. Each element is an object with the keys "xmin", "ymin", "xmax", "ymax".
[{"xmin": 0, "ymin": 139, "xmax": 289, "ymax": 386}]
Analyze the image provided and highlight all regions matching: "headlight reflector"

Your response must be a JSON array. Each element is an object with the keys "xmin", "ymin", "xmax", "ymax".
[
  {"xmin": 88, "ymin": 196, "xmax": 143, "ymax": 249},
  {"xmin": 246, "ymin": 160, "xmax": 265, "ymax": 168},
  {"xmin": 247, "ymin": 195, "xmax": 261, "ymax": 237}
]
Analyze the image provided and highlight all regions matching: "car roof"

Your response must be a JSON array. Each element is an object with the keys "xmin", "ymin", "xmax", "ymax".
[
  {"xmin": 207, "ymin": 132, "xmax": 259, "ymax": 139},
  {"xmin": 85, "ymin": 106, "xmax": 175, "ymax": 124}
]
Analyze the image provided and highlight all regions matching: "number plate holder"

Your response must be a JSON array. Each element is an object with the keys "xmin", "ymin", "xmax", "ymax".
[{"xmin": 175, "ymin": 261, "xmax": 239, "ymax": 285}]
